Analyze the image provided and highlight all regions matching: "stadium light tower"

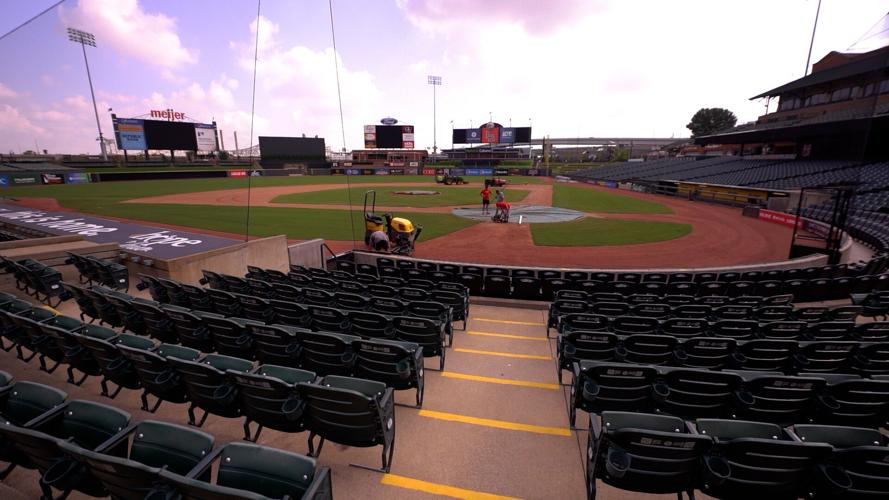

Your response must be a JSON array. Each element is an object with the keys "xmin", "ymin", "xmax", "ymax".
[
  {"xmin": 67, "ymin": 28, "xmax": 107, "ymax": 162},
  {"xmin": 427, "ymin": 75, "xmax": 441, "ymax": 160}
]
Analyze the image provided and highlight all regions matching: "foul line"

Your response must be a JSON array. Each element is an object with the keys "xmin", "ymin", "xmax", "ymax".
[
  {"xmin": 419, "ymin": 409, "xmax": 571, "ymax": 436},
  {"xmin": 442, "ymin": 371, "xmax": 559, "ymax": 390},
  {"xmin": 381, "ymin": 474, "xmax": 522, "ymax": 500},
  {"xmin": 474, "ymin": 318, "xmax": 546, "ymax": 326},
  {"xmin": 454, "ymin": 348, "xmax": 552, "ymax": 360},
  {"xmin": 467, "ymin": 330, "xmax": 547, "ymax": 341}
]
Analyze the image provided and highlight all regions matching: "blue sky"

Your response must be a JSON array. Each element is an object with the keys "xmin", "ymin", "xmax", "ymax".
[{"xmin": 0, "ymin": 0, "xmax": 887, "ymax": 155}]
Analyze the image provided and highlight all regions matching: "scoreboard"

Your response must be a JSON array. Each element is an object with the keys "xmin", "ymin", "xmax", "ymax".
[
  {"xmin": 364, "ymin": 124, "xmax": 415, "ymax": 149},
  {"xmin": 453, "ymin": 123, "xmax": 531, "ymax": 145}
]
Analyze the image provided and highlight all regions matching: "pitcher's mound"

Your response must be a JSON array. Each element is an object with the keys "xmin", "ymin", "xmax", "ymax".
[{"xmin": 452, "ymin": 205, "xmax": 585, "ymax": 223}]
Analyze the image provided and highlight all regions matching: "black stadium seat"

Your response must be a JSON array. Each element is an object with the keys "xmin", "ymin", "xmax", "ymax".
[
  {"xmin": 229, "ymin": 364, "xmax": 316, "ymax": 442},
  {"xmin": 298, "ymin": 375, "xmax": 396, "ymax": 473},
  {"xmin": 58, "ymin": 420, "xmax": 214, "ymax": 500},
  {"xmin": 587, "ymin": 411, "xmax": 711, "ymax": 500},
  {"xmin": 119, "ymin": 343, "xmax": 201, "ymax": 413},
  {"xmin": 792, "ymin": 424, "xmax": 889, "ymax": 499},
  {"xmin": 167, "ymin": 353, "xmax": 254, "ymax": 427}
]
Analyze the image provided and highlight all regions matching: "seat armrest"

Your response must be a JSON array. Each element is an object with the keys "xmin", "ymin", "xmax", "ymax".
[
  {"xmin": 94, "ymin": 421, "xmax": 139, "ymax": 453},
  {"xmin": 184, "ymin": 445, "xmax": 225, "ymax": 479},
  {"xmin": 23, "ymin": 401, "xmax": 70, "ymax": 430}
]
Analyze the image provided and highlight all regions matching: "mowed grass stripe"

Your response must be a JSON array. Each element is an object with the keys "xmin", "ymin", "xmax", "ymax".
[
  {"xmin": 454, "ymin": 348, "xmax": 551, "ymax": 360},
  {"xmin": 466, "ymin": 330, "xmax": 547, "ymax": 341},
  {"xmin": 419, "ymin": 409, "xmax": 571, "ymax": 436},
  {"xmin": 473, "ymin": 318, "xmax": 546, "ymax": 326},
  {"xmin": 442, "ymin": 371, "xmax": 559, "ymax": 390},
  {"xmin": 381, "ymin": 474, "xmax": 522, "ymax": 500}
]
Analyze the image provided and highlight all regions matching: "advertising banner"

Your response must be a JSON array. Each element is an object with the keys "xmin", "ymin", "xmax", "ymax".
[
  {"xmin": 401, "ymin": 125, "xmax": 414, "ymax": 133},
  {"xmin": 11, "ymin": 174, "xmax": 40, "ymax": 186},
  {"xmin": 364, "ymin": 133, "xmax": 376, "ymax": 141},
  {"xmin": 403, "ymin": 141, "xmax": 415, "ymax": 149},
  {"xmin": 374, "ymin": 169, "xmax": 389, "ymax": 175},
  {"xmin": 452, "ymin": 168, "xmax": 465, "ymax": 176},
  {"xmin": 115, "ymin": 118, "xmax": 147, "ymax": 150},
  {"xmin": 479, "ymin": 168, "xmax": 493, "ymax": 176},
  {"xmin": 346, "ymin": 169, "xmax": 362, "ymax": 175},
  {"xmin": 466, "ymin": 168, "xmax": 480, "ymax": 176},
  {"xmin": 500, "ymin": 128, "xmax": 515, "ymax": 144},
  {"xmin": 228, "ymin": 170, "xmax": 247, "ymax": 177},
  {"xmin": 0, "ymin": 204, "xmax": 239, "ymax": 259},
  {"xmin": 402, "ymin": 133, "xmax": 415, "ymax": 142},
  {"xmin": 364, "ymin": 140, "xmax": 376, "ymax": 149},
  {"xmin": 758, "ymin": 209, "xmax": 798, "ymax": 228},
  {"xmin": 422, "ymin": 168, "xmax": 435, "ymax": 175},
  {"xmin": 364, "ymin": 125, "xmax": 376, "ymax": 133},
  {"xmin": 494, "ymin": 168, "xmax": 509, "ymax": 176},
  {"xmin": 64, "ymin": 172, "xmax": 90, "ymax": 184},
  {"xmin": 0, "ymin": 175, "xmax": 9, "ymax": 188},
  {"xmin": 41, "ymin": 173, "xmax": 64, "ymax": 185},
  {"xmin": 466, "ymin": 129, "xmax": 481, "ymax": 143},
  {"xmin": 409, "ymin": 161, "xmax": 419, "ymax": 167},
  {"xmin": 481, "ymin": 127, "xmax": 500, "ymax": 144},
  {"xmin": 194, "ymin": 123, "xmax": 217, "ymax": 151}
]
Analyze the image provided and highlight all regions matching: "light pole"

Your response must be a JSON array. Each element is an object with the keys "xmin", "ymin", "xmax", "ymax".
[
  {"xmin": 67, "ymin": 28, "xmax": 107, "ymax": 162},
  {"xmin": 427, "ymin": 75, "xmax": 441, "ymax": 163},
  {"xmin": 804, "ymin": 0, "xmax": 822, "ymax": 76},
  {"xmin": 449, "ymin": 120, "xmax": 454, "ymax": 150}
]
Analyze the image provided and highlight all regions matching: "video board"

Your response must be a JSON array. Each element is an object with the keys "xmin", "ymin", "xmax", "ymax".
[
  {"xmin": 113, "ymin": 118, "xmax": 218, "ymax": 151},
  {"xmin": 364, "ymin": 125, "xmax": 415, "ymax": 149},
  {"xmin": 452, "ymin": 124, "xmax": 531, "ymax": 144}
]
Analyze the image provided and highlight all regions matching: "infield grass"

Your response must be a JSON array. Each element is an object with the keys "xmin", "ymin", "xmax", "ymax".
[
  {"xmin": 271, "ymin": 185, "xmax": 530, "ymax": 208},
  {"xmin": 531, "ymin": 218, "xmax": 691, "ymax": 246},
  {"xmin": 552, "ymin": 184, "xmax": 671, "ymax": 214}
]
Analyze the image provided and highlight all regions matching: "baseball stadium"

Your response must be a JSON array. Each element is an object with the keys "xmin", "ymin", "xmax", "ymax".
[{"xmin": 2, "ymin": 2, "xmax": 889, "ymax": 500}]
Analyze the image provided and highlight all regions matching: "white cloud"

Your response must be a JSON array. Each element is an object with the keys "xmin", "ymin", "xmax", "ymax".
[
  {"xmin": 35, "ymin": 110, "xmax": 76, "ymax": 123},
  {"xmin": 0, "ymin": 83, "xmax": 18, "ymax": 99},
  {"xmin": 0, "ymin": 104, "xmax": 45, "ymax": 134},
  {"xmin": 60, "ymin": 0, "xmax": 197, "ymax": 69}
]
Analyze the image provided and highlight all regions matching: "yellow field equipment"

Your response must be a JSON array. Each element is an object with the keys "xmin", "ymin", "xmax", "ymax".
[{"xmin": 385, "ymin": 213, "xmax": 422, "ymax": 256}]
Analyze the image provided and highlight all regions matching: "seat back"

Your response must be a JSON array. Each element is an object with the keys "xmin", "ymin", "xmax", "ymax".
[
  {"xmin": 119, "ymin": 344, "xmax": 200, "ymax": 404},
  {"xmin": 354, "ymin": 339, "xmax": 423, "ymax": 391},
  {"xmin": 268, "ymin": 299, "xmax": 310, "ymax": 328},
  {"xmin": 620, "ymin": 334, "xmax": 677, "ymax": 365},
  {"xmin": 653, "ymin": 368, "xmax": 742, "ymax": 418},
  {"xmin": 298, "ymin": 376, "xmax": 394, "ymax": 448},
  {"xmin": 204, "ymin": 316, "xmax": 257, "ymax": 359},
  {"xmin": 677, "ymin": 337, "xmax": 736, "ymax": 370},
  {"xmin": 247, "ymin": 324, "xmax": 303, "ymax": 367},
  {"xmin": 734, "ymin": 373, "xmax": 826, "ymax": 425},
  {"xmin": 573, "ymin": 362, "xmax": 657, "ymax": 414},
  {"xmin": 0, "ymin": 381, "xmax": 67, "ymax": 426},
  {"xmin": 299, "ymin": 331, "xmax": 360, "ymax": 376},
  {"xmin": 592, "ymin": 411, "xmax": 711, "ymax": 497},
  {"xmin": 170, "ymin": 354, "xmax": 254, "ymax": 419},
  {"xmin": 696, "ymin": 419, "xmax": 832, "ymax": 499},
  {"xmin": 347, "ymin": 311, "xmax": 394, "ymax": 339},
  {"xmin": 392, "ymin": 317, "xmax": 444, "ymax": 357},
  {"xmin": 229, "ymin": 365, "xmax": 315, "ymax": 434}
]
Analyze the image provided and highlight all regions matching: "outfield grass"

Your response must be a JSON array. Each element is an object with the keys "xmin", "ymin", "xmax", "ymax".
[
  {"xmin": 1, "ymin": 176, "xmax": 478, "ymax": 241},
  {"xmin": 271, "ymin": 185, "xmax": 530, "ymax": 208},
  {"xmin": 93, "ymin": 203, "xmax": 476, "ymax": 241},
  {"xmin": 552, "ymin": 184, "xmax": 671, "ymax": 214},
  {"xmin": 530, "ymin": 218, "xmax": 691, "ymax": 246},
  {"xmin": 83, "ymin": 165, "xmax": 249, "ymax": 173}
]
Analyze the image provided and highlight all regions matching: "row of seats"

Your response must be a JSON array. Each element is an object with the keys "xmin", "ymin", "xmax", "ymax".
[
  {"xmin": 549, "ymin": 299, "xmax": 862, "ymax": 333},
  {"xmin": 64, "ymin": 252, "xmax": 129, "ymax": 291},
  {"xmin": 348, "ymin": 254, "xmax": 889, "ymax": 301},
  {"xmin": 0, "ymin": 256, "xmax": 63, "ymax": 307},
  {"xmin": 0, "ymin": 372, "xmax": 334, "ymax": 499},
  {"xmin": 586, "ymin": 411, "xmax": 889, "ymax": 499},
  {"xmin": 558, "ymin": 333, "xmax": 889, "ymax": 383},
  {"xmin": 199, "ymin": 269, "xmax": 470, "ymax": 331},
  {"xmin": 39, "ymin": 285, "xmax": 436, "ymax": 394},
  {"xmin": 569, "ymin": 361, "xmax": 889, "ymax": 429}
]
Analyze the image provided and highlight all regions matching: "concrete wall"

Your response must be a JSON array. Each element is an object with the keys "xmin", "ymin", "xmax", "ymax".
[
  {"xmin": 288, "ymin": 239, "xmax": 325, "ymax": 269},
  {"xmin": 162, "ymin": 235, "xmax": 289, "ymax": 284}
]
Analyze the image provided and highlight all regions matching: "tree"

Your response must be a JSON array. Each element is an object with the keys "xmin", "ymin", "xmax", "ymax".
[{"xmin": 686, "ymin": 108, "xmax": 737, "ymax": 137}]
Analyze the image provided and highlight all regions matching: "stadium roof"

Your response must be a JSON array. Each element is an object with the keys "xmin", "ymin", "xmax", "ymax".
[{"xmin": 751, "ymin": 45, "xmax": 889, "ymax": 99}]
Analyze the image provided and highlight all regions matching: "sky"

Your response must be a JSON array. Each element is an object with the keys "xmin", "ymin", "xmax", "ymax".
[{"xmin": 0, "ymin": 0, "xmax": 887, "ymax": 155}]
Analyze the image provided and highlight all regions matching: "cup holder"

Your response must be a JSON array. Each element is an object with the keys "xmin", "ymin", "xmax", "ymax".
[
  {"xmin": 702, "ymin": 455, "xmax": 731, "ymax": 487},
  {"xmin": 735, "ymin": 390, "xmax": 755, "ymax": 407},
  {"xmin": 818, "ymin": 464, "xmax": 852, "ymax": 495},
  {"xmin": 652, "ymin": 382, "xmax": 670, "ymax": 401},
  {"xmin": 582, "ymin": 380, "xmax": 601, "ymax": 401},
  {"xmin": 605, "ymin": 448, "xmax": 630, "ymax": 479}
]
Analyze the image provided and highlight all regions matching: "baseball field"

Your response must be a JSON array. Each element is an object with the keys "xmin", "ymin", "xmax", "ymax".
[{"xmin": 1, "ymin": 175, "xmax": 792, "ymax": 267}]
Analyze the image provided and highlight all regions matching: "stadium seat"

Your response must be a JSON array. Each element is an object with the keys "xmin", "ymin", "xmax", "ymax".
[
  {"xmin": 246, "ymin": 323, "xmax": 304, "ymax": 368},
  {"xmin": 792, "ymin": 424, "xmax": 889, "ymax": 499},
  {"xmin": 853, "ymin": 322, "xmax": 889, "ymax": 341},
  {"xmin": 298, "ymin": 375, "xmax": 396, "ymax": 472},
  {"xmin": 676, "ymin": 337, "xmax": 736, "ymax": 370},
  {"xmin": 354, "ymin": 338, "xmax": 425, "ymax": 407},
  {"xmin": 60, "ymin": 283, "xmax": 101, "ymax": 323},
  {"xmin": 203, "ymin": 315, "xmax": 260, "ymax": 359},
  {"xmin": 0, "ymin": 380, "xmax": 67, "ymax": 480},
  {"xmin": 559, "ymin": 331, "xmax": 619, "ymax": 384},
  {"xmin": 728, "ymin": 371, "xmax": 826, "ymax": 425},
  {"xmin": 136, "ymin": 274, "xmax": 168, "ymax": 303},
  {"xmin": 228, "ymin": 364, "xmax": 316, "ymax": 441},
  {"xmin": 586, "ymin": 411, "xmax": 711, "ymax": 500},
  {"xmin": 620, "ymin": 334, "xmax": 677, "ymax": 365},
  {"xmin": 661, "ymin": 318, "xmax": 708, "ymax": 338},
  {"xmin": 41, "ymin": 324, "xmax": 105, "ymax": 386},
  {"xmin": 75, "ymin": 330, "xmax": 153, "ymax": 399},
  {"xmin": 164, "ymin": 306, "xmax": 218, "ymax": 352},
  {"xmin": 236, "ymin": 294, "xmax": 275, "ymax": 323},
  {"xmin": 9, "ymin": 311, "xmax": 74, "ymax": 373},
  {"xmin": 652, "ymin": 368, "xmax": 743, "ymax": 418},
  {"xmin": 103, "ymin": 293, "xmax": 148, "ymax": 336},
  {"xmin": 392, "ymin": 317, "xmax": 446, "ymax": 370},
  {"xmin": 407, "ymin": 301, "xmax": 453, "ymax": 345},
  {"xmin": 805, "ymin": 321, "xmax": 856, "ymax": 341},
  {"xmin": 206, "ymin": 288, "xmax": 243, "ymax": 317},
  {"xmin": 119, "ymin": 343, "xmax": 201, "ymax": 413},
  {"xmin": 300, "ymin": 331, "xmax": 360, "ymax": 376},
  {"xmin": 268, "ymin": 299, "xmax": 311, "ymax": 328},
  {"xmin": 711, "ymin": 319, "xmax": 759, "ymax": 340},
  {"xmin": 672, "ymin": 304, "xmax": 712, "ymax": 319},
  {"xmin": 57, "ymin": 420, "xmax": 214, "ymax": 500},
  {"xmin": 559, "ymin": 313, "xmax": 610, "ymax": 335},
  {"xmin": 167, "ymin": 353, "xmax": 254, "ymax": 427},
  {"xmin": 337, "ymin": 292, "xmax": 371, "ymax": 311},
  {"xmin": 129, "ymin": 300, "xmax": 178, "ymax": 343},
  {"xmin": 731, "ymin": 339, "xmax": 796, "ymax": 372},
  {"xmin": 759, "ymin": 320, "xmax": 807, "ymax": 340},
  {"xmin": 81, "ymin": 288, "xmax": 123, "ymax": 328},
  {"xmin": 0, "ymin": 399, "xmax": 130, "ymax": 499},
  {"xmin": 610, "ymin": 316, "xmax": 659, "ymax": 336},
  {"xmin": 308, "ymin": 305, "xmax": 351, "ymax": 333},
  {"xmin": 483, "ymin": 275, "xmax": 511, "ymax": 297},
  {"xmin": 431, "ymin": 290, "xmax": 469, "ymax": 330},
  {"xmin": 158, "ymin": 442, "xmax": 333, "ymax": 500},
  {"xmin": 370, "ymin": 297, "xmax": 408, "ymax": 316},
  {"xmin": 809, "ymin": 374, "xmax": 889, "ymax": 428},
  {"xmin": 570, "ymin": 361, "xmax": 658, "ymax": 427},
  {"xmin": 695, "ymin": 418, "xmax": 832, "ymax": 500}
]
